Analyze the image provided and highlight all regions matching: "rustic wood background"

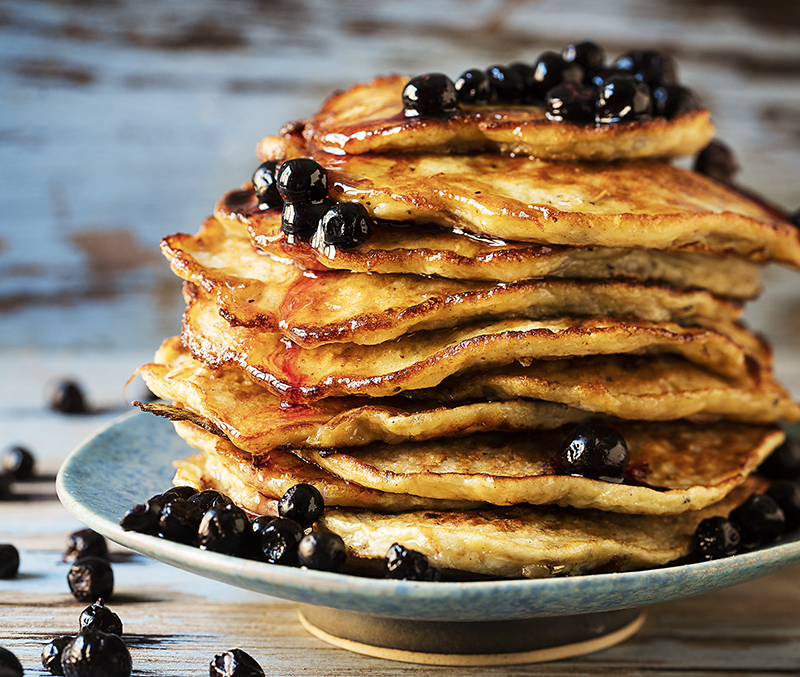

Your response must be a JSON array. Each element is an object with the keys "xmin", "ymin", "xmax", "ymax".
[{"xmin": 1, "ymin": 0, "xmax": 800, "ymax": 674}]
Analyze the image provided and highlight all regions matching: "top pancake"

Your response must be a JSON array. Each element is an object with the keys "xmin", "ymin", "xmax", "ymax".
[{"xmin": 299, "ymin": 74, "xmax": 716, "ymax": 160}]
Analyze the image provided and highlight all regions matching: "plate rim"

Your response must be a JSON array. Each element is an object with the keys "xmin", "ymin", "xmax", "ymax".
[{"xmin": 56, "ymin": 410, "xmax": 800, "ymax": 622}]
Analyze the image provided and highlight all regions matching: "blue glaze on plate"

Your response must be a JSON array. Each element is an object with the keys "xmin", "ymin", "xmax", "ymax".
[{"xmin": 57, "ymin": 411, "xmax": 800, "ymax": 622}]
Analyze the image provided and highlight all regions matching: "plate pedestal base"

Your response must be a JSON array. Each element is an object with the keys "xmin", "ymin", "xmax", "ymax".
[{"xmin": 298, "ymin": 605, "xmax": 646, "ymax": 666}]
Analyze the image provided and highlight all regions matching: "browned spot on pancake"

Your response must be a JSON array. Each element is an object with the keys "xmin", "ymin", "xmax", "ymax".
[{"xmin": 69, "ymin": 228, "xmax": 161, "ymax": 274}]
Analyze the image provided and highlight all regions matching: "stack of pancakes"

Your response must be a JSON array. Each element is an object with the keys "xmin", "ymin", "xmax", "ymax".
[{"xmin": 136, "ymin": 73, "xmax": 800, "ymax": 578}]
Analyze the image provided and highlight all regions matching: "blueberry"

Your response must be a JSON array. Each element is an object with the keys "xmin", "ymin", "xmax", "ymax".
[
  {"xmin": 613, "ymin": 49, "xmax": 677, "ymax": 87},
  {"xmin": 587, "ymin": 67, "xmax": 627, "ymax": 88},
  {"xmin": 259, "ymin": 517, "xmax": 303, "ymax": 566},
  {"xmin": 694, "ymin": 516, "xmax": 740, "ymax": 561},
  {"xmin": 693, "ymin": 140, "xmax": 739, "ymax": 185},
  {"xmin": 0, "ymin": 647, "xmax": 22, "ymax": 677},
  {"xmin": 528, "ymin": 51, "xmax": 583, "ymax": 102},
  {"xmin": 651, "ymin": 85, "xmax": 698, "ymax": 119},
  {"xmin": 314, "ymin": 202, "xmax": 373, "ymax": 249},
  {"xmin": 545, "ymin": 82, "xmax": 597, "ymax": 125},
  {"xmin": 64, "ymin": 529, "xmax": 108, "ymax": 562},
  {"xmin": 282, "ymin": 199, "xmax": 332, "ymax": 242},
  {"xmin": 454, "ymin": 68, "xmax": 494, "ymax": 104},
  {"xmin": 559, "ymin": 423, "xmax": 629, "ymax": 483},
  {"xmin": 385, "ymin": 543, "xmax": 441, "ymax": 581},
  {"xmin": 562, "ymin": 40, "xmax": 605, "ymax": 80},
  {"xmin": 42, "ymin": 635, "xmax": 74, "ymax": 675},
  {"xmin": 1, "ymin": 445, "xmax": 35, "ymax": 480},
  {"xmin": 188, "ymin": 489, "xmax": 233, "ymax": 513},
  {"xmin": 278, "ymin": 484, "xmax": 324, "ymax": 529},
  {"xmin": 159, "ymin": 498, "xmax": 203, "ymax": 544},
  {"xmin": 46, "ymin": 379, "xmax": 87, "ymax": 414},
  {"xmin": 252, "ymin": 160, "xmax": 283, "ymax": 209},
  {"xmin": 766, "ymin": 480, "xmax": 800, "ymax": 532},
  {"xmin": 79, "ymin": 599, "xmax": 123, "ymax": 636},
  {"xmin": 485, "ymin": 64, "xmax": 526, "ymax": 103},
  {"xmin": 596, "ymin": 74, "xmax": 652, "ymax": 124},
  {"xmin": 67, "ymin": 557, "xmax": 114, "ymax": 603},
  {"xmin": 163, "ymin": 485, "xmax": 198, "ymax": 500},
  {"xmin": 758, "ymin": 437, "xmax": 800, "ymax": 480},
  {"xmin": 60, "ymin": 630, "xmax": 131, "ymax": 677},
  {"xmin": 0, "ymin": 473, "xmax": 12, "ymax": 501},
  {"xmin": 210, "ymin": 648, "xmax": 265, "ymax": 677},
  {"xmin": 0, "ymin": 544, "xmax": 19, "ymax": 579},
  {"xmin": 198, "ymin": 503, "xmax": 249, "ymax": 555},
  {"xmin": 297, "ymin": 531, "xmax": 347, "ymax": 572},
  {"xmin": 788, "ymin": 209, "xmax": 800, "ymax": 228},
  {"xmin": 276, "ymin": 158, "xmax": 328, "ymax": 202},
  {"xmin": 119, "ymin": 503, "xmax": 159, "ymax": 534},
  {"xmin": 402, "ymin": 73, "xmax": 459, "ymax": 118},
  {"xmin": 729, "ymin": 494, "xmax": 786, "ymax": 550}
]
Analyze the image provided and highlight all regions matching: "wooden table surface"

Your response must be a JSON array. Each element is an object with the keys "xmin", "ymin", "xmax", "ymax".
[{"xmin": 2, "ymin": 0, "xmax": 800, "ymax": 673}]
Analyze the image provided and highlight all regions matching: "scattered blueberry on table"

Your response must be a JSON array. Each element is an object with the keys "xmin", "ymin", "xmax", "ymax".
[
  {"xmin": 0, "ymin": 544, "xmax": 20, "ymax": 579},
  {"xmin": 210, "ymin": 648, "xmax": 265, "ymax": 677},
  {"xmin": 46, "ymin": 379, "xmax": 89, "ymax": 415},
  {"xmin": 0, "ymin": 647, "xmax": 23, "ymax": 677},
  {"xmin": 1, "ymin": 445, "xmax": 36, "ymax": 481},
  {"xmin": 64, "ymin": 529, "xmax": 109, "ymax": 563},
  {"xmin": 67, "ymin": 557, "xmax": 114, "ymax": 603}
]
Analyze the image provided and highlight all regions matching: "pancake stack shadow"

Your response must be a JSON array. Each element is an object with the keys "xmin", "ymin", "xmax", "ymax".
[{"xmin": 135, "ymin": 49, "xmax": 800, "ymax": 579}]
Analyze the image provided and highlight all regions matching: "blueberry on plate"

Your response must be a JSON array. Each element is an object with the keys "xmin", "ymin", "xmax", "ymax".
[
  {"xmin": 252, "ymin": 160, "xmax": 283, "ymax": 209},
  {"xmin": 158, "ymin": 498, "xmax": 204, "ymax": 545},
  {"xmin": 402, "ymin": 73, "xmax": 460, "ymax": 118},
  {"xmin": 60, "ymin": 630, "xmax": 131, "ymax": 677},
  {"xmin": 119, "ymin": 502, "xmax": 159, "ymax": 534},
  {"xmin": 757, "ymin": 437, "xmax": 800, "ymax": 480},
  {"xmin": 596, "ymin": 74, "xmax": 652, "ymax": 124},
  {"xmin": 766, "ymin": 480, "xmax": 800, "ymax": 532},
  {"xmin": 0, "ymin": 647, "xmax": 22, "ymax": 677},
  {"xmin": 454, "ymin": 68, "xmax": 494, "ymax": 105},
  {"xmin": 0, "ymin": 544, "xmax": 20, "ymax": 579},
  {"xmin": 67, "ymin": 557, "xmax": 114, "ymax": 603},
  {"xmin": 297, "ymin": 531, "xmax": 347, "ymax": 572},
  {"xmin": 385, "ymin": 543, "xmax": 441, "ymax": 581},
  {"xmin": 64, "ymin": 528, "xmax": 108, "ymax": 562},
  {"xmin": 276, "ymin": 158, "xmax": 328, "ymax": 202},
  {"xmin": 198, "ymin": 503, "xmax": 250, "ymax": 556},
  {"xmin": 79, "ymin": 599, "xmax": 123, "ymax": 636},
  {"xmin": 259, "ymin": 518, "xmax": 304, "ymax": 566},
  {"xmin": 545, "ymin": 82, "xmax": 597, "ymax": 125},
  {"xmin": 1, "ymin": 445, "xmax": 35, "ymax": 480},
  {"xmin": 42, "ymin": 635, "xmax": 74, "ymax": 675},
  {"xmin": 210, "ymin": 648, "xmax": 265, "ymax": 677},
  {"xmin": 562, "ymin": 40, "xmax": 605, "ymax": 80},
  {"xmin": 559, "ymin": 422, "xmax": 629, "ymax": 483},
  {"xmin": 278, "ymin": 484, "xmax": 325, "ymax": 529},
  {"xmin": 729, "ymin": 493, "xmax": 785, "ymax": 551},
  {"xmin": 314, "ymin": 202, "xmax": 373, "ymax": 249},
  {"xmin": 162, "ymin": 485, "xmax": 198, "ymax": 501},
  {"xmin": 693, "ymin": 516, "xmax": 740, "ymax": 561},
  {"xmin": 189, "ymin": 489, "xmax": 233, "ymax": 513}
]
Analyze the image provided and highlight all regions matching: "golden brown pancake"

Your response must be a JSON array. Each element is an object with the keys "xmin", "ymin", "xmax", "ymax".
[
  {"xmin": 216, "ymin": 189, "xmax": 764, "ymax": 298},
  {"xmin": 289, "ymin": 422, "xmax": 783, "ymax": 514},
  {"xmin": 171, "ymin": 421, "xmax": 481, "ymax": 513},
  {"xmin": 165, "ymin": 217, "xmax": 744, "ymax": 347},
  {"xmin": 182, "ymin": 284, "xmax": 757, "ymax": 402},
  {"xmin": 320, "ymin": 477, "xmax": 767, "ymax": 578},
  {"xmin": 295, "ymin": 74, "xmax": 716, "ymax": 160},
  {"xmin": 306, "ymin": 152, "xmax": 800, "ymax": 267}
]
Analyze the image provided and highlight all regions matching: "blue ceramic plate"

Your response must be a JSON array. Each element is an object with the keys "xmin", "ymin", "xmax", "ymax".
[{"xmin": 57, "ymin": 411, "xmax": 800, "ymax": 622}]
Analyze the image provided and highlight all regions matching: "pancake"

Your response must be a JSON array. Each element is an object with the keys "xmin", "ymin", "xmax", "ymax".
[
  {"xmin": 166, "ymin": 217, "xmax": 743, "ymax": 347},
  {"xmin": 295, "ymin": 74, "xmax": 716, "ymax": 160},
  {"xmin": 171, "ymin": 421, "xmax": 481, "ymax": 513},
  {"xmin": 182, "ymin": 284, "xmax": 757, "ymax": 402},
  {"xmin": 288, "ymin": 423, "xmax": 783, "ymax": 514},
  {"xmin": 305, "ymin": 152, "xmax": 800, "ymax": 266},
  {"xmin": 320, "ymin": 477, "xmax": 767, "ymax": 578}
]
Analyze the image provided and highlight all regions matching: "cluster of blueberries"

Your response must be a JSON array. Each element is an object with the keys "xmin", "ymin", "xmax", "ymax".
[
  {"xmin": 119, "ymin": 482, "xmax": 441, "ymax": 581},
  {"xmin": 401, "ymin": 40, "xmax": 697, "ymax": 125},
  {"xmin": 694, "ymin": 438, "xmax": 800, "ymax": 561},
  {"xmin": 251, "ymin": 157, "xmax": 373, "ymax": 249}
]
